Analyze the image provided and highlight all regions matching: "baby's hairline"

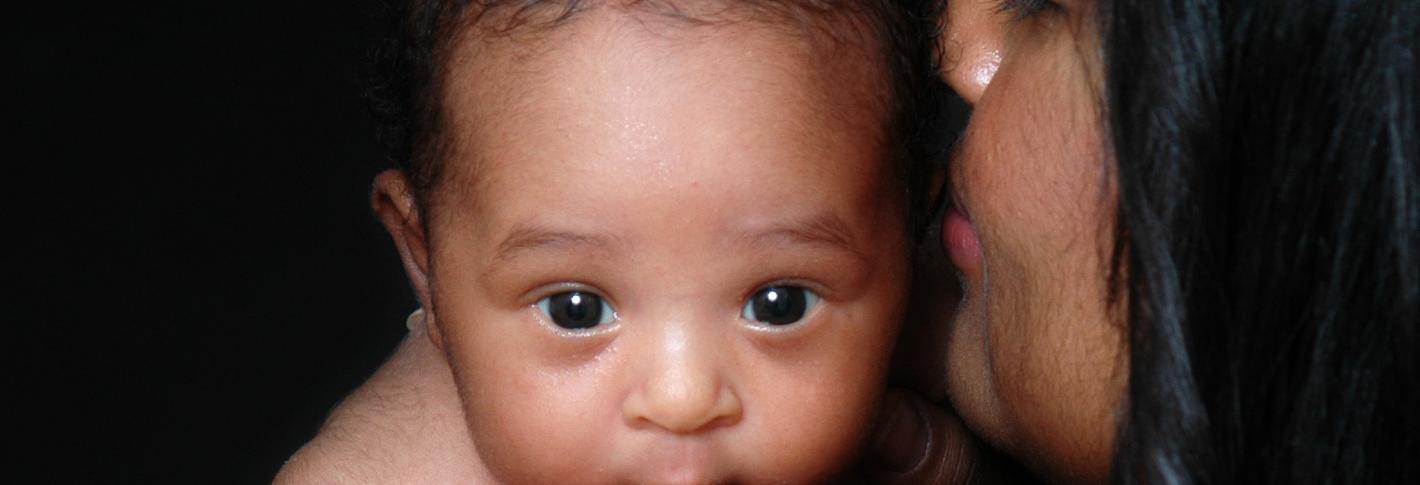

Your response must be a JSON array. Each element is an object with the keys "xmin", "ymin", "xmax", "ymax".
[
  {"xmin": 409, "ymin": 0, "xmax": 905, "ymax": 209},
  {"xmin": 377, "ymin": 0, "xmax": 941, "ymax": 245},
  {"xmin": 455, "ymin": 1, "xmax": 883, "ymax": 41}
]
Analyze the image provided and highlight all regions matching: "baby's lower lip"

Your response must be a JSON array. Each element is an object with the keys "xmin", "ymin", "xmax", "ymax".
[
  {"xmin": 626, "ymin": 440, "xmax": 723, "ymax": 485},
  {"xmin": 636, "ymin": 463, "xmax": 722, "ymax": 485},
  {"xmin": 943, "ymin": 205, "xmax": 982, "ymax": 274}
]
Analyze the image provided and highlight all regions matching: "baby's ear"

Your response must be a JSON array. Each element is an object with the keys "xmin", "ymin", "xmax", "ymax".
[{"xmin": 372, "ymin": 170, "xmax": 437, "ymax": 333}]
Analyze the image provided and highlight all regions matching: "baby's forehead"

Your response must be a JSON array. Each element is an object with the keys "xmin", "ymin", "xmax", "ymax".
[
  {"xmin": 425, "ymin": 10, "xmax": 898, "ymax": 227},
  {"xmin": 437, "ymin": 5, "xmax": 892, "ymax": 188}
]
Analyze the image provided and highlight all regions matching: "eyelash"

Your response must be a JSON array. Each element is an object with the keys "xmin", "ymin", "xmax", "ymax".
[
  {"xmin": 743, "ymin": 278, "xmax": 829, "ymax": 302},
  {"xmin": 995, "ymin": 0, "xmax": 1053, "ymax": 19}
]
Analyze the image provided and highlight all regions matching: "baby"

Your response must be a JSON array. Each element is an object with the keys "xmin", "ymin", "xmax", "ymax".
[{"xmin": 369, "ymin": 1, "xmax": 934, "ymax": 482}]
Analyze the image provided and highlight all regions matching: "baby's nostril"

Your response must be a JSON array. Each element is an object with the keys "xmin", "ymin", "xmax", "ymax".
[{"xmin": 624, "ymin": 379, "xmax": 742, "ymax": 434}]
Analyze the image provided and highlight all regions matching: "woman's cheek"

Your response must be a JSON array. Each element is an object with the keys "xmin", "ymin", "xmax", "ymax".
[{"xmin": 947, "ymin": 20, "xmax": 1126, "ymax": 482}]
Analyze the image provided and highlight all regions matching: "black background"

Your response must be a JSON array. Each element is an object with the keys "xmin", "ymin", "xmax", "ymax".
[{"xmin": 14, "ymin": 2, "xmax": 414, "ymax": 482}]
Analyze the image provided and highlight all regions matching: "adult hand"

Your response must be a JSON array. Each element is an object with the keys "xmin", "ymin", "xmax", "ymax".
[
  {"xmin": 861, "ymin": 242, "xmax": 1034, "ymax": 485},
  {"xmin": 863, "ymin": 388, "xmax": 984, "ymax": 484}
]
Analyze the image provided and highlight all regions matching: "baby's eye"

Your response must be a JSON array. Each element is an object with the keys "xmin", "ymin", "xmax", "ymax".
[
  {"xmin": 741, "ymin": 285, "xmax": 820, "ymax": 326},
  {"xmin": 536, "ymin": 291, "xmax": 617, "ymax": 330}
]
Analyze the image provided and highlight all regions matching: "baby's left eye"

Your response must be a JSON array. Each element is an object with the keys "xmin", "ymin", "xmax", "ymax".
[{"xmin": 741, "ymin": 285, "xmax": 820, "ymax": 326}]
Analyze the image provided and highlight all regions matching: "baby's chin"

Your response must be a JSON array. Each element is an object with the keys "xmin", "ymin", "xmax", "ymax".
[
  {"xmin": 468, "ymin": 420, "xmax": 863, "ymax": 485},
  {"xmin": 475, "ymin": 442, "xmax": 732, "ymax": 484}
]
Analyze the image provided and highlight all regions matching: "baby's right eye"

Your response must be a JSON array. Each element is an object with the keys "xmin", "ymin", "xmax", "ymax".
[{"xmin": 536, "ymin": 291, "xmax": 617, "ymax": 330}]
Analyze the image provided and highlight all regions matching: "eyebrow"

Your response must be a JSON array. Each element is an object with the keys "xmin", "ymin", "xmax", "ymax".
[
  {"xmin": 490, "ymin": 213, "xmax": 869, "ymax": 263},
  {"xmin": 733, "ymin": 213, "xmax": 869, "ymax": 262},
  {"xmin": 492, "ymin": 224, "xmax": 625, "ymax": 262}
]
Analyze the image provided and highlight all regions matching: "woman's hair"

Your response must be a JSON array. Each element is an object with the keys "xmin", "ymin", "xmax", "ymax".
[{"xmin": 1105, "ymin": 0, "xmax": 1418, "ymax": 483}]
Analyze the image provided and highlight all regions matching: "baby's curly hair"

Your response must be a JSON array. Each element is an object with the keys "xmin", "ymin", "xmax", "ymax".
[{"xmin": 365, "ymin": 0, "xmax": 944, "ymax": 233}]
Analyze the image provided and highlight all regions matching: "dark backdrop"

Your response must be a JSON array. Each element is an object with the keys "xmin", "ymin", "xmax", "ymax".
[{"xmin": 14, "ymin": 2, "xmax": 415, "ymax": 482}]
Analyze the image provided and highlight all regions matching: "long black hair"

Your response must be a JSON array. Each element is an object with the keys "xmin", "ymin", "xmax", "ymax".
[{"xmin": 1106, "ymin": 0, "xmax": 1419, "ymax": 483}]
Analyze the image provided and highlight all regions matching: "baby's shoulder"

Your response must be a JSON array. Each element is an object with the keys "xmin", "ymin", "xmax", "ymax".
[{"xmin": 275, "ymin": 329, "xmax": 489, "ymax": 484}]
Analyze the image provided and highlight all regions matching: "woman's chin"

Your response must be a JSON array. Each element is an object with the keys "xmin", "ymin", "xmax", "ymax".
[{"xmin": 941, "ymin": 276, "xmax": 1013, "ymax": 455}]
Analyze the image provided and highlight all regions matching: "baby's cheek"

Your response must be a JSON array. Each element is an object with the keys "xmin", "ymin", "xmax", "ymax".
[
  {"xmin": 459, "ymin": 359, "xmax": 621, "ymax": 483},
  {"xmin": 752, "ymin": 384, "xmax": 879, "ymax": 481},
  {"xmin": 736, "ymin": 313, "xmax": 899, "ymax": 480},
  {"xmin": 443, "ymin": 315, "xmax": 622, "ymax": 483}
]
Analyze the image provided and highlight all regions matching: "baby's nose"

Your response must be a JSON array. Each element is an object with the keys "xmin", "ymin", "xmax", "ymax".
[{"xmin": 621, "ymin": 323, "xmax": 742, "ymax": 434}]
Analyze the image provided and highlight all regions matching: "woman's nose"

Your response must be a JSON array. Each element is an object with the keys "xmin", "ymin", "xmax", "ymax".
[
  {"xmin": 941, "ymin": 0, "xmax": 1008, "ymax": 104},
  {"xmin": 621, "ymin": 323, "xmax": 742, "ymax": 434}
]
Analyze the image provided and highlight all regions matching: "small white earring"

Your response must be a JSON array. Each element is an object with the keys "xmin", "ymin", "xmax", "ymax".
[{"xmin": 406, "ymin": 308, "xmax": 427, "ymax": 331}]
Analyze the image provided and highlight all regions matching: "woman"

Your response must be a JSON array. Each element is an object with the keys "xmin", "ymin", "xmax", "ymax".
[
  {"xmin": 875, "ymin": 0, "xmax": 1417, "ymax": 482},
  {"xmin": 279, "ymin": 0, "xmax": 1418, "ymax": 483}
]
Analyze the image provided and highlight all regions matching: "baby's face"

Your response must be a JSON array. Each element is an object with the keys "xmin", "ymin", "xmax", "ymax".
[{"xmin": 424, "ymin": 10, "xmax": 907, "ymax": 484}]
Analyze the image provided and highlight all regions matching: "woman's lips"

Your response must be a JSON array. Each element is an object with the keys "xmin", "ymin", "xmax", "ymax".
[{"xmin": 943, "ymin": 204, "xmax": 982, "ymax": 274}]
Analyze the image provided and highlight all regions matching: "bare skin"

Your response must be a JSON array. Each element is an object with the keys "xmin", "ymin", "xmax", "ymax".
[{"xmin": 274, "ymin": 314, "xmax": 488, "ymax": 484}]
